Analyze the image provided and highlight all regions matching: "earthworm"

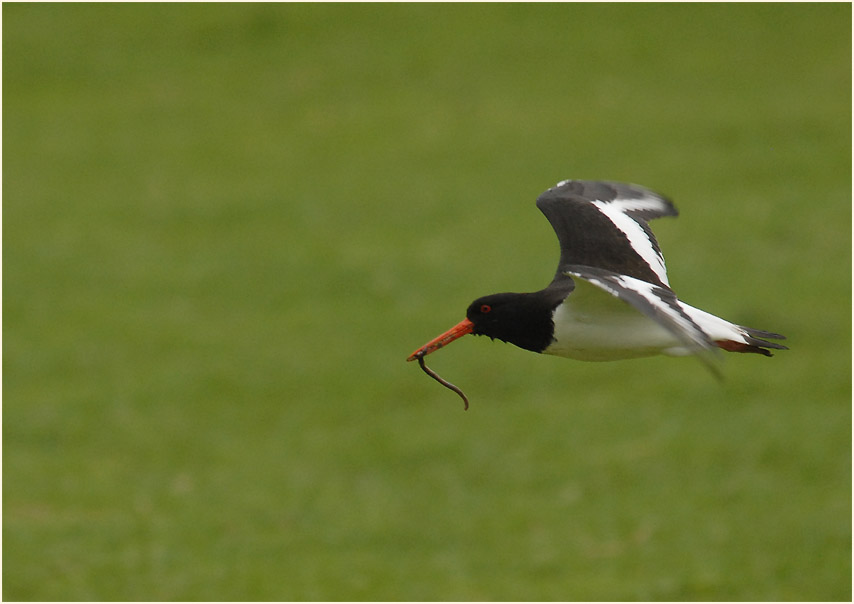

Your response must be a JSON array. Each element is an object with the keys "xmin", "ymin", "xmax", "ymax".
[{"xmin": 416, "ymin": 354, "xmax": 469, "ymax": 411}]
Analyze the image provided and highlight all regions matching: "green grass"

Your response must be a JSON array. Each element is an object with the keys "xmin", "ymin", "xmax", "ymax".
[{"xmin": 3, "ymin": 3, "xmax": 850, "ymax": 600}]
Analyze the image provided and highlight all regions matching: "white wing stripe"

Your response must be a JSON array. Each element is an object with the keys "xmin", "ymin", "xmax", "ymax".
[
  {"xmin": 587, "ymin": 275, "xmax": 699, "ymax": 343},
  {"xmin": 567, "ymin": 268, "xmax": 715, "ymax": 354},
  {"xmin": 611, "ymin": 276, "xmax": 708, "ymax": 348},
  {"xmin": 591, "ymin": 199, "xmax": 670, "ymax": 286}
]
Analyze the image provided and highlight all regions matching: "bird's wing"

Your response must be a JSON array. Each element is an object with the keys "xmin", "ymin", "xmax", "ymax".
[
  {"xmin": 563, "ymin": 264, "xmax": 721, "ymax": 377},
  {"xmin": 536, "ymin": 180, "xmax": 678, "ymax": 288}
]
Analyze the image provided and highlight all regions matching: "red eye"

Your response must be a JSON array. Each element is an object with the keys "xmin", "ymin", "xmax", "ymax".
[{"xmin": 480, "ymin": 304, "xmax": 492, "ymax": 313}]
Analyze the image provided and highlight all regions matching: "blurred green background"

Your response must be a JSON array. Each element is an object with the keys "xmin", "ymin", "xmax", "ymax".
[{"xmin": 3, "ymin": 3, "xmax": 850, "ymax": 600}]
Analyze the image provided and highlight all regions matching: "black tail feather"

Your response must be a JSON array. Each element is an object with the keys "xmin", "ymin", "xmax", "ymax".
[{"xmin": 717, "ymin": 327, "xmax": 787, "ymax": 356}]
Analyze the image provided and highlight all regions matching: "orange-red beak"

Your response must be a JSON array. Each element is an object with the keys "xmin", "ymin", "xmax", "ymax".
[{"xmin": 407, "ymin": 318, "xmax": 474, "ymax": 361}]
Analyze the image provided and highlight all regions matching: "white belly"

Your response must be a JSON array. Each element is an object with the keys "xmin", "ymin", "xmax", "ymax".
[{"xmin": 544, "ymin": 299, "xmax": 688, "ymax": 361}]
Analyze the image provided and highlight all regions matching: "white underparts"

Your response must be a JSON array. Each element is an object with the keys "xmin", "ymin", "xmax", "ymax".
[{"xmin": 544, "ymin": 273, "xmax": 750, "ymax": 361}]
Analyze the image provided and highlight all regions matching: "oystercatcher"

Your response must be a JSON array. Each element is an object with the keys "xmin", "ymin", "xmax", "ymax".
[{"xmin": 408, "ymin": 180, "xmax": 786, "ymax": 381}]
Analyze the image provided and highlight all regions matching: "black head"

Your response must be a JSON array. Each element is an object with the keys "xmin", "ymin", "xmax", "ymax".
[{"xmin": 465, "ymin": 291, "xmax": 562, "ymax": 353}]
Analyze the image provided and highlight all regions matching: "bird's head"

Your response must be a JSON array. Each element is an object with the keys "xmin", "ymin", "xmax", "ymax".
[{"xmin": 407, "ymin": 290, "xmax": 563, "ymax": 361}]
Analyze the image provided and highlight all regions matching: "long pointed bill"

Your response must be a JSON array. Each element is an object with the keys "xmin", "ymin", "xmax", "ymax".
[{"xmin": 407, "ymin": 318, "xmax": 474, "ymax": 361}]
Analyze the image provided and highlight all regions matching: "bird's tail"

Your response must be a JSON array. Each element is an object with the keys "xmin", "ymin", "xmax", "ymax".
[{"xmin": 715, "ymin": 326, "xmax": 787, "ymax": 357}]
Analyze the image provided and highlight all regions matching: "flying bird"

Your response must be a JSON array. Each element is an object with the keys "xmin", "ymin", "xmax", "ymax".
[{"xmin": 408, "ymin": 180, "xmax": 786, "ymax": 387}]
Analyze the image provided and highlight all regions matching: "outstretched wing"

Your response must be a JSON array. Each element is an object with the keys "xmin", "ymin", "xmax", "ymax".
[
  {"xmin": 536, "ymin": 180, "xmax": 678, "ymax": 288},
  {"xmin": 563, "ymin": 264, "xmax": 722, "ymax": 377}
]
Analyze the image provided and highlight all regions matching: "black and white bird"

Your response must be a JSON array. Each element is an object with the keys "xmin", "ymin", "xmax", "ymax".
[{"xmin": 408, "ymin": 180, "xmax": 786, "ymax": 375}]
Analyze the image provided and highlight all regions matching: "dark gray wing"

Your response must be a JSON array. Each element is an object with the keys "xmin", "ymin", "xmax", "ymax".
[{"xmin": 536, "ymin": 180, "xmax": 678, "ymax": 288}]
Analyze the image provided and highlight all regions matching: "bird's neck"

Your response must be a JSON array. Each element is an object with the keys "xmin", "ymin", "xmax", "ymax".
[{"xmin": 483, "ymin": 286, "xmax": 571, "ymax": 353}]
